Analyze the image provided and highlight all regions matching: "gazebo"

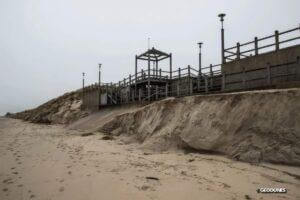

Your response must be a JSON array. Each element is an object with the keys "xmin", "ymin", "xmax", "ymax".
[{"xmin": 135, "ymin": 47, "xmax": 172, "ymax": 100}]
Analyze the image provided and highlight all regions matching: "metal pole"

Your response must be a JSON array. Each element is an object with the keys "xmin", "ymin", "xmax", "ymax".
[
  {"xmin": 218, "ymin": 13, "xmax": 226, "ymax": 64},
  {"xmin": 197, "ymin": 42, "xmax": 203, "ymax": 75}
]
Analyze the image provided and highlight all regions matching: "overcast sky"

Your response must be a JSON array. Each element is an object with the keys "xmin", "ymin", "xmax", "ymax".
[{"xmin": 1, "ymin": 0, "xmax": 300, "ymax": 115}]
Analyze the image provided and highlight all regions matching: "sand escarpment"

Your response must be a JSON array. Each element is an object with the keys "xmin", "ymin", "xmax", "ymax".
[
  {"xmin": 101, "ymin": 89, "xmax": 300, "ymax": 165},
  {"xmin": 7, "ymin": 90, "xmax": 88, "ymax": 124}
]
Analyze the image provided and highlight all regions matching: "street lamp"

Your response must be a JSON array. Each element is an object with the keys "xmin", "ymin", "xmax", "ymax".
[
  {"xmin": 197, "ymin": 42, "xmax": 203, "ymax": 75},
  {"xmin": 218, "ymin": 13, "xmax": 226, "ymax": 64}
]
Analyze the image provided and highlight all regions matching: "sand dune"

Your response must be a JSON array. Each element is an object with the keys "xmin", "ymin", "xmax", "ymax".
[{"xmin": 100, "ymin": 88, "xmax": 300, "ymax": 165}]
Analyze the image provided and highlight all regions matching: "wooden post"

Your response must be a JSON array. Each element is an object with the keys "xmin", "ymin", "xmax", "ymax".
[
  {"xmin": 82, "ymin": 73, "xmax": 85, "ymax": 109},
  {"xmin": 254, "ymin": 37, "xmax": 258, "ymax": 56},
  {"xmin": 159, "ymin": 69, "xmax": 162, "ymax": 79},
  {"xmin": 242, "ymin": 68, "xmax": 246, "ymax": 89},
  {"xmin": 155, "ymin": 85, "xmax": 158, "ymax": 100},
  {"xmin": 210, "ymin": 64, "xmax": 213, "ymax": 89},
  {"xmin": 204, "ymin": 76, "xmax": 208, "ymax": 93},
  {"xmin": 165, "ymin": 83, "xmax": 168, "ymax": 97},
  {"xmin": 177, "ymin": 68, "xmax": 181, "ymax": 96},
  {"xmin": 148, "ymin": 55, "xmax": 151, "ymax": 101},
  {"xmin": 275, "ymin": 30, "xmax": 279, "ymax": 51},
  {"xmin": 267, "ymin": 62, "xmax": 271, "ymax": 85},
  {"xmin": 135, "ymin": 55, "xmax": 137, "ymax": 99},
  {"xmin": 169, "ymin": 53, "xmax": 172, "ymax": 79},
  {"xmin": 222, "ymin": 73, "xmax": 226, "ymax": 91},
  {"xmin": 129, "ymin": 74, "xmax": 132, "ymax": 102},
  {"xmin": 236, "ymin": 42, "xmax": 240, "ymax": 60},
  {"xmin": 110, "ymin": 82, "xmax": 113, "ymax": 104},
  {"xmin": 156, "ymin": 58, "xmax": 158, "ymax": 77},
  {"xmin": 141, "ymin": 69, "xmax": 144, "ymax": 80},
  {"xmin": 118, "ymin": 81, "xmax": 121, "ymax": 104},
  {"xmin": 188, "ymin": 65, "xmax": 192, "ymax": 95},
  {"xmin": 138, "ymin": 88, "xmax": 141, "ymax": 101}
]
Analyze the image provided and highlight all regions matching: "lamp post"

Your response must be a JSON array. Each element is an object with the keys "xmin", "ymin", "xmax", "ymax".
[
  {"xmin": 98, "ymin": 64, "xmax": 101, "ymax": 109},
  {"xmin": 197, "ymin": 42, "xmax": 203, "ymax": 75},
  {"xmin": 218, "ymin": 13, "xmax": 226, "ymax": 64}
]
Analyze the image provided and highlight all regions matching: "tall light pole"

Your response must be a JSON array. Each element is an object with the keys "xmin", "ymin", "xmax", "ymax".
[
  {"xmin": 98, "ymin": 64, "xmax": 102, "ymax": 109},
  {"xmin": 218, "ymin": 13, "xmax": 226, "ymax": 64},
  {"xmin": 197, "ymin": 42, "xmax": 203, "ymax": 76}
]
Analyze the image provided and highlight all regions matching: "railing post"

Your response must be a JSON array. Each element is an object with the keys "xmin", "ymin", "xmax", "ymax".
[
  {"xmin": 210, "ymin": 64, "xmax": 213, "ymax": 89},
  {"xmin": 236, "ymin": 42, "xmax": 240, "ymax": 60},
  {"xmin": 129, "ymin": 74, "xmax": 132, "ymax": 102},
  {"xmin": 159, "ymin": 69, "xmax": 162, "ymax": 79},
  {"xmin": 138, "ymin": 88, "xmax": 141, "ymax": 101},
  {"xmin": 178, "ymin": 68, "xmax": 181, "ymax": 96},
  {"xmin": 165, "ymin": 83, "xmax": 168, "ymax": 97},
  {"xmin": 155, "ymin": 85, "xmax": 158, "ymax": 100},
  {"xmin": 296, "ymin": 56, "xmax": 300, "ymax": 80},
  {"xmin": 275, "ymin": 30, "xmax": 279, "ymax": 51},
  {"xmin": 267, "ymin": 62, "xmax": 271, "ymax": 85},
  {"xmin": 188, "ymin": 65, "xmax": 193, "ymax": 95},
  {"xmin": 118, "ymin": 81, "xmax": 121, "ymax": 104},
  {"xmin": 169, "ymin": 53, "xmax": 172, "ymax": 79},
  {"xmin": 242, "ymin": 68, "xmax": 246, "ymax": 89},
  {"xmin": 110, "ymin": 82, "xmax": 113, "ymax": 104},
  {"xmin": 205, "ymin": 76, "xmax": 208, "ymax": 93},
  {"xmin": 222, "ymin": 73, "xmax": 226, "ymax": 91},
  {"xmin": 254, "ymin": 37, "xmax": 258, "ymax": 56}
]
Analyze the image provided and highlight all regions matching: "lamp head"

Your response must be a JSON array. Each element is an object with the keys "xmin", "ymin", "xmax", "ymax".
[{"xmin": 218, "ymin": 13, "xmax": 226, "ymax": 22}]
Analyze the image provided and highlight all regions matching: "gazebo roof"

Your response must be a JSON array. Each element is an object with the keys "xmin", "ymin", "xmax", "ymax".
[{"xmin": 137, "ymin": 47, "xmax": 170, "ymax": 61}]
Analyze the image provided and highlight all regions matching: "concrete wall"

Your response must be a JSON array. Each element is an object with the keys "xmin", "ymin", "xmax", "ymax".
[
  {"xmin": 82, "ymin": 88, "xmax": 99, "ymax": 111},
  {"xmin": 223, "ymin": 45, "xmax": 300, "ymax": 91},
  {"xmin": 223, "ymin": 45, "xmax": 300, "ymax": 74}
]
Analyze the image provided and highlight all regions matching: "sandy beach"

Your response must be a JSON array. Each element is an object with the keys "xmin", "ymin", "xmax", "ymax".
[{"xmin": 0, "ymin": 117, "xmax": 299, "ymax": 200}]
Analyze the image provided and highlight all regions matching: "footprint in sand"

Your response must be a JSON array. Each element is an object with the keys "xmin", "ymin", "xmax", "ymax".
[
  {"xmin": 2, "ymin": 188, "xmax": 8, "ymax": 192},
  {"xmin": 59, "ymin": 186, "xmax": 65, "ymax": 192},
  {"xmin": 2, "ymin": 178, "xmax": 12, "ymax": 184},
  {"xmin": 68, "ymin": 171, "xmax": 72, "ymax": 175},
  {"xmin": 30, "ymin": 194, "xmax": 35, "ymax": 199}
]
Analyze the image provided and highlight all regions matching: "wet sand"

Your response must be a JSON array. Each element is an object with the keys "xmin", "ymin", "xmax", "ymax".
[{"xmin": 0, "ymin": 117, "xmax": 299, "ymax": 200}]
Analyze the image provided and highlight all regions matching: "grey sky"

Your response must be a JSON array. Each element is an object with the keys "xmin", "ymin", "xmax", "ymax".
[{"xmin": 1, "ymin": 0, "xmax": 300, "ymax": 115}]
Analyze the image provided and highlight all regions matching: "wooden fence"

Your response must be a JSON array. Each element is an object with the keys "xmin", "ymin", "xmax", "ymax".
[{"xmin": 224, "ymin": 26, "xmax": 300, "ymax": 62}]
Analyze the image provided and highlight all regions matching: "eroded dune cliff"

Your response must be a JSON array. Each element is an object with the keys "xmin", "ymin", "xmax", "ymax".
[
  {"xmin": 100, "ymin": 89, "xmax": 300, "ymax": 165},
  {"xmin": 7, "ymin": 91, "xmax": 88, "ymax": 124}
]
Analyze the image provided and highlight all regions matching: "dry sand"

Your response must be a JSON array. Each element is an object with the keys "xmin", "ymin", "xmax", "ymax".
[{"xmin": 1, "ymin": 117, "xmax": 299, "ymax": 200}]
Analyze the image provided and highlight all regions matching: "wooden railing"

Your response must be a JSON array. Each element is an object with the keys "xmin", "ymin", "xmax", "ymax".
[{"xmin": 224, "ymin": 26, "xmax": 300, "ymax": 62}]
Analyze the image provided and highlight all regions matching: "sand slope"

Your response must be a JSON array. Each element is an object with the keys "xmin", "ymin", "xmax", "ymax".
[
  {"xmin": 7, "ymin": 90, "xmax": 88, "ymax": 124},
  {"xmin": 1, "ymin": 117, "xmax": 300, "ymax": 200},
  {"xmin": 100, "ymin": 89, "xmax": 300, "ymax": 165}
]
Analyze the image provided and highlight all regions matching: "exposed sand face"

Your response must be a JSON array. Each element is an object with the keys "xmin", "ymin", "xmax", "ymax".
[
  {"xmin": 101, "ymin": 89, "xmax": 300, "ymax": 165},
  {"xmin": 0, "ymin": 117, "xmax": 299, "ymax": 200}
]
